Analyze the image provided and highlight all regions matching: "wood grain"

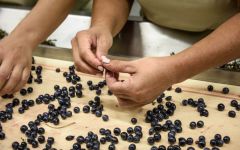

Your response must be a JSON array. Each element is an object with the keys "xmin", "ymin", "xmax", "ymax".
[{"xmin": 0, "ymin": 57, "xmax": 240, "ymax": 150}]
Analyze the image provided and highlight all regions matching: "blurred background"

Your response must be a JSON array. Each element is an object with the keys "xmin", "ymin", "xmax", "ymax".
[
  {"xmin": 0, "ymin": 0, "xmax": 142, "ymax": 17},
  {"xmin": 0, "ymin": 0, "xmax": 239, "ymax": 85},
  {"xmin": 0, "ymin": 0, "xmax": 205, "ymax": 57}
]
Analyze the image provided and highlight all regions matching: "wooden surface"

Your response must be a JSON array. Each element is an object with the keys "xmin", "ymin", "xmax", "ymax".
[{"xmin": 0, "ymin": 57, "xmax": 240, "ymax": 150}]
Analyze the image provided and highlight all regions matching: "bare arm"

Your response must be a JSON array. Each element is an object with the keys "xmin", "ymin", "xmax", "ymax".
[
  {"xmin": 71, "ymin": 0, "xmax": 133, "ymax": 75},
  {"xmin": 102, "ymin": 12, "xmax": 240, "ymax": 107},
  {"xmin": 173, "ymin": 12, "xmax": 240, "ymax": 83},
  {"xmin": 9, "ymin": 0, "xmax": 75, "ymax": 49},
  {"xmin": 0, "ymin": 0, "xmax": 75, "ymax": 96},
  {"xmin": 91, "ymin": 0, "xmax": 133, "ymax": 36}
]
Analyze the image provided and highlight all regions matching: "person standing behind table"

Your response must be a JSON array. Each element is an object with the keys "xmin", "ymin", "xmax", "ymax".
[
  {"xmin": 72, "ymin": 0, "xmax": 240, "ymax": 107},
  {"xmin": 0, "ymin": 0, "xmax": 75, "ymax": 96}
]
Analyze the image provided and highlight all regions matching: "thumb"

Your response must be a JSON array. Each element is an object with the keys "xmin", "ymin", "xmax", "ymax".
[
  {"xmin": 96, "ymin": 36, "xmax": 112, "ymax": 61},
  {"xmin": 103, "ymin": 59, "xmax": 136, "ymax": 73}
]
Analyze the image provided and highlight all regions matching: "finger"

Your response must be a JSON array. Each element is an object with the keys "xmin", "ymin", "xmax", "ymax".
[
  {"xmin": 105, "ymin": 71, "xmax": 133, "ymax": 95},
  {"xmin": 0, "ymin": 60, "xmax": 14, "ymax": 90},
  {"xmin": 96, "ymin": 36, "xmax": 111, "ymax": 60},
  {"xmin": 72, "ymin": 38, "xmax": 99, "ymax": 74},
  {"xmin": 72, "ymin": 38, "xmax": 83, "ymax": 72},
  {"xmin": 117, "ymin": 97, "xmax": 144, "ymax": 108},
  {"xmin": 105, "ymin": 71, "xmax": 117, "ymax": 83},
  {"xmin": 104, "ymin": 70, "xmax": 119, "ymax": 80},
  {"xmin": 71, "ymin": 38, "xmax": 80, "ymax": 71},
  {"xmin": 72, "ymin": 37, "xmax": 81, "ymax": 65},
  {"xmin": 80, "ymin": 59, "xmax": 100, "ymax": 74},
  {"xmin": 102, "ymin": 59, "xmax": 136, "ymax": 73},
  {"xmin": 0, "ymin": 66, "xmax": 23, "ymax": 95},
  {"xmin": 114, "ymin": 94, "xmax": 131, "ymax": 100},
  {"xmin": 76, "ymin": 35, "xmax": 103, "ymax": 71},
  {"xmin": 105, "ymin": 71, "xmax": 128, "ymax": 93},
  {"xmin": 12, "ymin": 67, "xmax": 30, "ymax": 93}
]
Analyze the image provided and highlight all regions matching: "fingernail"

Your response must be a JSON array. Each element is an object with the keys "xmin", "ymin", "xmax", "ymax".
[
  {"xmin": 97, "ymin": 66, "xmax": 104, "ymax": 71},
  {"xmin": 101, "ymin": 56, "xmax": 110, "ymax": 64}
]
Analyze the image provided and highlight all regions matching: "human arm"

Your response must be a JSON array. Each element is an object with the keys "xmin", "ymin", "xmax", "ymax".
[
  {"xmin": 0, "ymin": 0, "xmax": 75, "ymax": 95},
  {"xmin": 173, "ymin": 12, "xmax": 240, "ymax": 83},
  {"xmin": 103, "ymin": 12, "xmax": 240, "ymax": 107},
  {"xmin": 72, "ymin": 0, "xmax": 133, "ymax": 74}
]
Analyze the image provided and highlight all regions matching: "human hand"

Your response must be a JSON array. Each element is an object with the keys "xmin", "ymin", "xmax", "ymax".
[
  {"xmin": 71, "ymin": 26, "xmax": 113, "ymax": 75},
  {"xmin": 0, "ymin": 36, "xmax": 32, "ymax": 95},
  {"xmin": 103, "ymin": 57, "xmax": 179, "ymax": 107}
]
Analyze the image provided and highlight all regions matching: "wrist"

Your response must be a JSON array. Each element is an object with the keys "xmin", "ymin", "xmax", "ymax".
[
  {"xmin": 9, "ymin": 28, "xmax": 41, "ymax": 50},
  {"xmin": 169, "ymin": 48, "xmax": 205, "ymax": 83},
  {"xmin": 90, "ymin": 22, "xmax": 116, "ymax": 37},
  {"xmin": 89, "ymin": 25, "xmax": 113, "ymax": 45},
  {"xmin": 164, "ymin": 55, "xmax": 188, "ymax": 84}
]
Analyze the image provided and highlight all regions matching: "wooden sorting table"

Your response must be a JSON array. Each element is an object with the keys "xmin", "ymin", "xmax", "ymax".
[{"xmin": 0, "ymin": 57, "xmax": 240, "ymax": 150}]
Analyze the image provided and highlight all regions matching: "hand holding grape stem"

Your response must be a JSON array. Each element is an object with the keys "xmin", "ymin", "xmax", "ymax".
[{"xmin": 102, "ymin": 56, "xmax": 178, "ymax": 108}]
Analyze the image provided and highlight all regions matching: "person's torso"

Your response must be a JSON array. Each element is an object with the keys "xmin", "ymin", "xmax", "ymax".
[{"xmin": 138, "ymin": 0, "xmax": 239, "ymax": 31}]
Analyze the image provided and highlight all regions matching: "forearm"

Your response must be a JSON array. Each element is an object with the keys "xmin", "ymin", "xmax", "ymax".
[
  {"xmin": 91, "ymin": 0, "xmax": 132, "ymax": 36},
  {"xmin": 173, "ymin": 13, "xmax": 240, "ymax": 83},
  {"xmin": 9, "ymin": 0, "xmax": 75, "ymax": 49}
]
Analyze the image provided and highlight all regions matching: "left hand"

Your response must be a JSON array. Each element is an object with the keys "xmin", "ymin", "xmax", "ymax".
[
  {"xmin": 71, "ymin": 26, "xmax": 113, "ymax": 75},
  {"xmin": 103, "ymin": 57, "xmax": 179, "ymax": 108}
]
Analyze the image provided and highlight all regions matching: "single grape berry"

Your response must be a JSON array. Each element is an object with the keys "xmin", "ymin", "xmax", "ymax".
[
  {"xmin": 182, "ymin": 99, "xmax": 188, "ymax": 106},
  {"xmin": 128, "ymin": 144, "xmax": 136, "ymax": 150},
  {"xmin": 27, "ymin": 87, "xmax": 33, "ymax": 93},
  {"xmin": 102, "ymin": 115, "xmax": 109, "ymax": 122},
  {"xmin": 158, "ymin": 145, "xmax": 166, "ymax": 150},
  {"xmin": 66, "ymin": 135, "xmax": 75, "ymax": 141},
  {"xmin": 223, "ymin": 136, "xmax": 230, "ymax": 144},
  {"xmin": 186, "ymin": 137, "xmax": 194, "ymax": 145},
  {"xmin": 131, "ymin": 118, "xmax": 137, "ymax": 124},
  {"xmin": 207, "ymin": 85, "xmax": 214, "ymax": 91},
  {"xmin": 73, "ymin": 107, "xmax": 80, "ymax": 113},
  {"xmin": 47, "ymin": 137, "xmax": 54, "ymax": 145},
  {"xmin": 38, "ymin": 135, "xmax": 45, "ymax": 144},
  {"xmin": 83, "ymin": 105, "xmax": 90, "ymax": 113},
  {"xmin": 0, "ymin": 132, "xmax": 5, "ymax": 140},
  {"xmin": 189, "ymin": 122, "xmax": 197, "ymax": 129},
  {"xmin": 147, "ymin": 137, "xmax": 155, "ymax": 145},
  {"xmin": 12, "ymin": 141, "xmax": 19, "ymax": 149},
  {"xmin": 217, "ymin": 103, "xmax": 225, "ymax": 111},
  {"xmin": 230, "ymin": 100, "xmax": 238, "ymax": 107},
  {"xmin": 175, "ymin": 87, "xmax": 182, "ymax": 93},
  {"xmin": 222, "ymin": 87, "xmax": 229, "ymax": 94},
  {"xmin": 20, "ymin": 125, "xmax": 28, "ymax": 133},
  {"xmin": 214, "ymin": 134, "xmax": 222, "ymax": 140},
  {"xmin": 113, "ymin": 128, "xmax": 121, "ymax": 136},
  {"xmin": 228, "ymin": 110, "xmax": 236, "ymax": 118},
  {"xmin": 56, "ymin": 68, "xmax": 61, "ymax": 73},
  {"xmin": 197, "ymin": 121, "xmax": 204, "ymax": 128},
  {"xmin": 20, "ymin": 89, "xmax": 27, "ymax": 96}
]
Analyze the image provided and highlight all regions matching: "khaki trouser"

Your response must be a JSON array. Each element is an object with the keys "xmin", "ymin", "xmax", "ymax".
[{"xmin": 138, "ymin": 0, "xmax": 239, "ymax": 32}]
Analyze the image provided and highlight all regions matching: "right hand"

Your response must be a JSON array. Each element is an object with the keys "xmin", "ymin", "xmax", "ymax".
[
  {"xmin": 103, "ymin": 57, "xmax": 179, "ymax": 108},
  {"xmin": 0, "ymin": 36, "xmax": 32, "ymax": 96},
  {"xmin": 71, "ymin": 26, "xmax": 113, "ymax": 75}
]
